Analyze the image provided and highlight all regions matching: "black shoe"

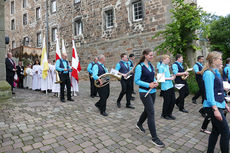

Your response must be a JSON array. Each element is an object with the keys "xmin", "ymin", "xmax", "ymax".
[
  {"xmin": 90, "ymin": 95, "xmax": 95, "ymax": 98},
  {"xmin": 168, "ymin": 115, "xmax": 176, "ymax": 120},
  {"xmin": 199, "ymin": 108, "xmax": 206, "ymax": 118},
  {"xmin": 126, "ymin": 105, "xmax": 135, "ymax": 109},
  {"xmin": 192, "ymin": 99, "xmax": 197, "ymax": 104},
  {"xmin": 131, "ymin": 97, "xmax": 135, "ymax": 101},
  {"xmin": 67, "ymin": 98, "xmax": 74, "ymax": 101},
  {"xmin": 136, "ymin": 123, "xmax": 145, "ymax": 133},
  {"xmin": 12, "ymin": 92, "xmax": 15, "ymax": 94},
  {"xmin": 179, "ymin": 109, "xmax": 188, "ymax": 113},
  {"xmin": 132, "ymin": 91, "xmax": 136, "ymax": 95},
  {"xmin": 162, "ymin": 115, "xmax": 173, "ymax": 120},
  {"xmin": 100, "ymin": 111, "xmax": 108, "ymax": 116},
  {"xmin": 117, "ymin": 102, "xmax": 121, "ymax": 108},
  {"xmin": 152, "ymin": 138, "xmax": 165, "ymax": 148},
  {"xmin": 60, "ymin": 99, "xmax": 65, "ymax": 103}
]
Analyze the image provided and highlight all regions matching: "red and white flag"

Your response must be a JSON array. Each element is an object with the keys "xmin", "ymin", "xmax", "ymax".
[
  {"xmin": 71, "ymin": 39, "xmax": 81, "ymax": 81},
  {"xmin": 56, "ymin": 35, "xmax": 61, "ymax": 60}
]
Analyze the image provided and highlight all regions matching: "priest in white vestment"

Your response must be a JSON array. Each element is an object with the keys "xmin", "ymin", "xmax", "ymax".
[
  {"xmin": 26, "ymin": 64, "xmax": 33, "ymax": 89},
  {"xmin": 51, "ymin": 62, "xmax": 60, "ymax": 95},
  {"xmin": 47, "ymin": 62, "xmax": 53, "ymax": 91},
  {"xmin": 32, "ymin": 60, "xmax": 41, "ymax": 91}
]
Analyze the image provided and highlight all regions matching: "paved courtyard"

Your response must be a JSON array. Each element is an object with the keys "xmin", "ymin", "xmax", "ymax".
[{"xmin": 0, "ymin": 81, "xmax": 229, "ymax": 153}]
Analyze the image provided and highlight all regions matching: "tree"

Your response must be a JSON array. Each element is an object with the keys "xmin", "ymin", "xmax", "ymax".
[
  {"xmin": 153, "ymin": 0, "xmax": 206, "ymax": 59},
  {"xmin": 209, "ymin": 15, "xmax": 230, "ymax": 60}
]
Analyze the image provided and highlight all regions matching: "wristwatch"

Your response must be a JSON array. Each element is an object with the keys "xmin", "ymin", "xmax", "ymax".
[{"xmin": 212, "ymin": 107, "xmax": 218, "ymax": 112}]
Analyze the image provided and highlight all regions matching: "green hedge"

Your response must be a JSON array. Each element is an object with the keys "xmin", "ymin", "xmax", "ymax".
[{"xmin": 187, "ymin": 73, "xmax": 199, "ymax": 95}]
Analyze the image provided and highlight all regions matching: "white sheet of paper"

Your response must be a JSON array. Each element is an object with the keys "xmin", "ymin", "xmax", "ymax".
[
  {"xmin": 175, "ymin": 84, "xmax": 185, "ymax": 90},
  {"xmin": 110, "ymin": 68, "xmax": 119, "ymax": 75},
  {"xmin": 223, "ymin": 81, "xmax": 230, "ymax": 89},
  {"xmin": 225, "ymin": 96, "xmax": 230, "ymax": 102},
  {"xmin": 157, "ymin": 73, "xmax": 165, "ymax": 82}
]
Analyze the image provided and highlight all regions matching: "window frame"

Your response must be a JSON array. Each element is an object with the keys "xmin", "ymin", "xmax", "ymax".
[
  {"xmin": 105, "ymin": 9, "xmax": 114, "ymax": 29},
  {"xmin": 11, "ymin": 1, "xmax": 15, "ymax": 14},
  {"xmin": 50, "ymin": 0, "xmax": 57, "ymax": 14},
  {"xmin": 74, "ymin": 0, "xmax": 81, "ymax": 4},
  {"xmin": 36, "ymin": 7, "xmax": 41, "ymax": 20},
  {"xmin": 23, "ymin": 13, "xmax": 28, "ymax": 26},
  {"xmin": 132, "ymin": 0, "xmax": 143, "ymax": 22},
  {"xmin": 11, "ymin": 19, "xmax": 15, "ymax": 30},
  {"xmin": 23, "ymin": 0, "xmax": 27, "ymax": 8},
  {"xmin": 37, "ymin": 32, "xmax": 42, "ymax": 47},
  {"xmin": 73, "ymin": 19, "xmax": 83, "ymax": 36},
  {"xmin": 51, "ymin": 27, "xmax": 58, "ymax": 42}
]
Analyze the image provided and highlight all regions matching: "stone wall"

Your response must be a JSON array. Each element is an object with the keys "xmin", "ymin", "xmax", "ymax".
[
  {"xmin": 5, "ymin": 0, "xmax": 173, "ymax": 79},
  {"xmin": 0, "ymin": 0, "xmax": 6, "ymax": 81}
]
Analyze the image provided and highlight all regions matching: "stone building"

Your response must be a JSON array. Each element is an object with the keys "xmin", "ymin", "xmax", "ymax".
[{"xmin": 4, "ymin": 0, "xmax": 196, "ymax": 77}]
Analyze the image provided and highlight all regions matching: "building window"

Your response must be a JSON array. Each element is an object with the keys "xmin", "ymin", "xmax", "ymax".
[
  {"xmin": 51, "ymin": 0, "xmax": 57, "ymax": 13},
  {"xmin": 11, "ymin": 1, "xmax": 14, "ymax": 14},
  {"xmin": 52, "ymin": 27, "xmax": 57, "ymax": 42},
  {"xmin": 105, "ymin": 9, "xmax": 114, "ymax": 28},
  {"xmin": 36, "ymin": 7, "xmax": 41, "ymax": 20},
  {"xmin": 23, "ymin": 37, "xmax": 29, "ymax": 46},
  {"xmin": 74, "ymin": 19, "xmax": 83, "ymax": 36},
  {"xmin": 74, "ymin": 0, "xmax": 80, "ymax": 4},
  {"xmin": 12, "ymin": 41, "xmax": 16, "ymax": 49},
  {"xmin": 23, "ymin": 0, "xmax": 27, "ymax": 8},
  {"xmin": 23, "ymin": 13, "xmax": 27, "ymax": 25},
  {"xmin": 11, "ymin": 19, "xmax": 15, "ymax": 30},
  {"xmin": 37, "ymin": 33, "xmax": 42, "ymax": 47},
  {"xmin": 132, "ymin": 0, "xmax": 143, "ymax": 21}
]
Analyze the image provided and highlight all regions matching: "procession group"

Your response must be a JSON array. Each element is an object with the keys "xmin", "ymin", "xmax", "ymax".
[
  {"xmin": 5, "ymin": 49, "xmax": 230, "ymax": 152},
  {"xmin": 5, "ymin": 52, "xmax": 79, "ymax": 98}
]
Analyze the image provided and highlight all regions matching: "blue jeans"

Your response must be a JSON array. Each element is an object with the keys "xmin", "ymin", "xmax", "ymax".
[{"xmin": 137, "ymin": 92, "xmax": 157, "ymax": 139}]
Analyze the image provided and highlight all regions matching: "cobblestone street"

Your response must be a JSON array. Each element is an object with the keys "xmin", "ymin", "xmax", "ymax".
[{"xmin": 0, "ymin": 81, "xmax": 228, "ymax": 153}]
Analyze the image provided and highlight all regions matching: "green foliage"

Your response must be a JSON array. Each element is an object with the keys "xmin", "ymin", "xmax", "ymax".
[
  {"xmin": 153, "ymin": 0, "xmax": 206, "ymax": 58},
  {"xmin": 209, "ymin": 15, "xmax": 230, "ymax": 60},
  {"xmin": 187, "ymin": 72, "xmax": 199, "ymax": 95}
]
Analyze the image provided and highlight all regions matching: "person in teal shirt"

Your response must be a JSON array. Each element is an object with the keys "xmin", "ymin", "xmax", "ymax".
[
  {"xmin": 87, "ymin": 57, "xmax": 98, "ymax": 98},
  {"xmin": 158, "ymin": 55, "xmax": 176, "ymax": 120},
  {"xmin": 202, "ymin": 51, "xmax": 230, "ymax": 153},
  {"xmin": 135, "ymin": 49, "xmax": 165, "ymax": 148},
  {"xmin": 223, "ymin": 58, "xmax": 230, "ymax": 83},
  {"xmin": 55, "ymin": 53, "xmax": 73, "ymax": 102}
]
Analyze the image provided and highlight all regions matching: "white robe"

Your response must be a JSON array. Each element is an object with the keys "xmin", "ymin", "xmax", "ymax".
[
  {"xmin": 26, "ymin": 68, "xmax": 33, "ymax": 89},
  {"xmin": 47, "ymin": 64, "xmax": 53, "ymax": 90},
  {"xmin": 71, "ymin": 76, "xmax": 79, "ymax": 92},
  {"xmin": 32, "ymin": 65, "xmax": 41, "ymax": 90},
  {"xmin": 23, "ymin": 69, "xmax": 27, "ymax": 88},
  {"xmin": 51, "ymin": 65, "xmax": 60, "ymax": 93}
]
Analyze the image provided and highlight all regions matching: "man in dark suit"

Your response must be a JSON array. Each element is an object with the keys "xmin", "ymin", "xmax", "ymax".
[
  {"xmin": 16, "ymin": 61, "xmax": 24, "ymax": 88},
  {"xmin": 5, "ymin": 52, "xmax": 16, "ymax": 94}
]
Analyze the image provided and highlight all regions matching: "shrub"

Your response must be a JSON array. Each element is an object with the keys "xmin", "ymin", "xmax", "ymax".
[{"xmin": 187, "ymin": 72, "xmax": 199, "ymax": 95}]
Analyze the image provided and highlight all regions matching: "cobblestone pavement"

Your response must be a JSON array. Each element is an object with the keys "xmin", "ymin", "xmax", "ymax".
[{"xmin": 0, "ymin": 81, "xmax": 229, "ymax": 153}]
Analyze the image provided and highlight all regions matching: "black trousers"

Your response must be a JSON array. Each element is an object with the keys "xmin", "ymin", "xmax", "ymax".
[
  {"xmin": 192, "ymin": 78, "xmax": 205, "ymax": 102},
  {"xmin": 206, "ymin": 108, "xmax": 229, "ymax": 153},
  {"xmin": 6, "ymin": 75, "xmax": 14, "ymax": 92},
  {"xmin": 18, "ymin": 76, "xmax": 24, "ymax": 88},
  {"xmin": 175, "ymin": 83, "xmax": 189, "ymax": 110},
  {"xmin": 138, "ymin": 92, "xmax": 158, "ymax": 139},
  {"xmin": 130, "ymin": 75, "xmax": 134, "ymax": 93},
  {"xmin": 162, "ymin": 87, "xmax": 175, "ymax": 117},
  {"xmin": 95, "ymin": 84, "xmax": 110, "ymax": 113},
  {"xmin": 60, "ymin": 73, "xmax": 71, "ymax": 100},
  {"xmin": 117, "ymin": 77, "xmax": 132, "ymax": 106},
  {"xmin": 89, "ymin": 75, "xmax": 97, "ymax": 96}
]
